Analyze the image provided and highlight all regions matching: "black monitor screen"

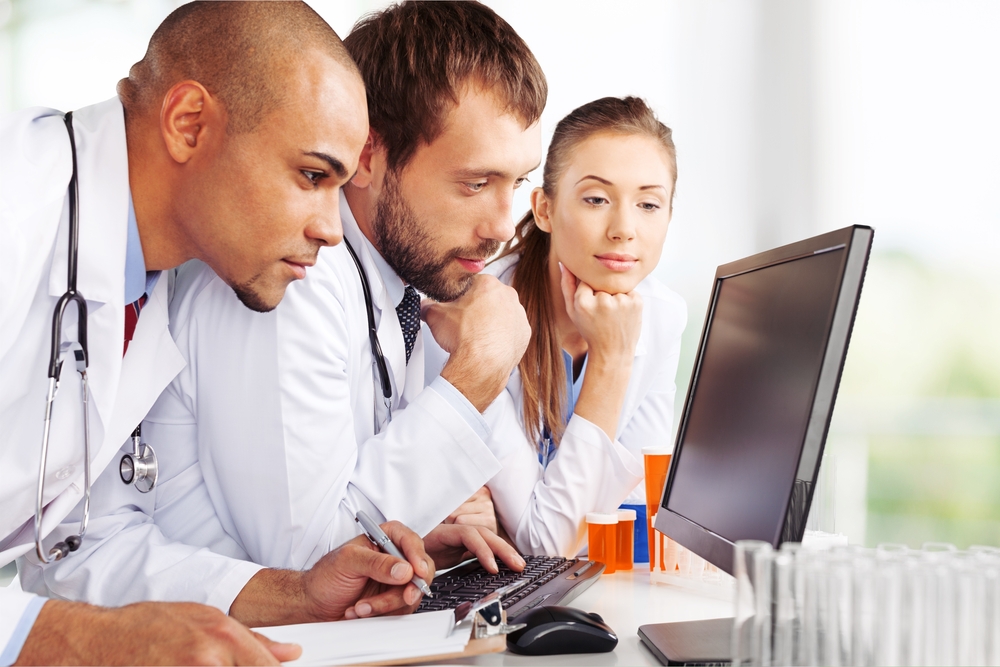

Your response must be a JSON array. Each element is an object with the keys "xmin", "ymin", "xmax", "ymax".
[{"xmin": 664, "ymin": 248, "xmax": 844, "ymax": 546}]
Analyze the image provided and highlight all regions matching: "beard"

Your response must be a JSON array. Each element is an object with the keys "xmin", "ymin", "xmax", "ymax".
[
  {"xmin": 229, "ymin": 272, "xmax": 277, "ymax": 313},
  {"xmin": 371, "ymin": 170, "xmax": 500, "ymax": 302}
]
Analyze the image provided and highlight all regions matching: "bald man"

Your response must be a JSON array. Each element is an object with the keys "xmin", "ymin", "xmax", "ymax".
[{"xmin": 1, "ymin": 3, "xmax": 443, "ymax": 664}]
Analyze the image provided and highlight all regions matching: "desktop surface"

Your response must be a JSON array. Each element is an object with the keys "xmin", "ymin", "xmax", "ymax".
[{"xmin": 438, "ymin": 568, "xmax": 731, "ymax": 666}]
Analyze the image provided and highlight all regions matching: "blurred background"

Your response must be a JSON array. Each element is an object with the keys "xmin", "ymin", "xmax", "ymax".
[{"xmin": 3, "ymin": 0, "xmax": 998, "ymax": 549}]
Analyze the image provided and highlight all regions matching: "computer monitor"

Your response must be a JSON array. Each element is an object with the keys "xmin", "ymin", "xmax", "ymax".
[
  {"xmin": 653, "ymin": 224, "xmax": 872, "ymax": 571},
  {"xmin": 640, "ymin": 225, "xmax": 873, "ymax": 665}
]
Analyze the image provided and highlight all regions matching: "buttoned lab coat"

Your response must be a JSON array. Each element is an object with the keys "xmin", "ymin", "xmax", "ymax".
[
  {"xmin": 432, "ymin": 254, "xmax": 687, "ymax": 557},
  {"xmin": 130, "ymin": 196, "xmax": 505, "ymax": 572},
  {"xmin": 5, "ymin": 99, "xmax": 264, "ymax": 619}
]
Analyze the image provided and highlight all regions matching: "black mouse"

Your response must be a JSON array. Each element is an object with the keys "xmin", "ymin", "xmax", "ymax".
[{"xmin": 506, "ymin": 605, "xmax": 618, "ymax": 656}]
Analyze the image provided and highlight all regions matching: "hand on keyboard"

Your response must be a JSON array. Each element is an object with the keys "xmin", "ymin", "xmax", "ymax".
[
  {"xmin": 423, "ymin": 524, "xmax": 525, "ymax": 573},
  {"xmin": 417, "ymin": 556, "xmax": 586, "ymax": 616}
]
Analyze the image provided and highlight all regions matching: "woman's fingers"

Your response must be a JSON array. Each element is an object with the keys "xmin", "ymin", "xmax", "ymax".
[{"xmin": 558, "ymin": 262, "xmax": 581, "ymax": 314}]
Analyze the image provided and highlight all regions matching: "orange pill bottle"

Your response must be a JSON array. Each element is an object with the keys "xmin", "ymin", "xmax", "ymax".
[{"xmin": 586, "ymin": 512, "xmax": 619, "ymax": 574}]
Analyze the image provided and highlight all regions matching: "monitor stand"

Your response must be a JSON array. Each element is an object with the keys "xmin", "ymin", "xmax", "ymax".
[{"xmin": 638, "ymin": 617, "xmax": 732, "ymax": 666}]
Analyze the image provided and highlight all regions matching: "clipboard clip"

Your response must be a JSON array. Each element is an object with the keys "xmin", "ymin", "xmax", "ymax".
[{"xmin": 453, "ymin": 579, "xmax": 529, "ymax": 639}]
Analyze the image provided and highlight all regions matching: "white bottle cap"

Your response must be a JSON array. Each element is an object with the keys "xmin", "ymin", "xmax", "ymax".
[
  {"xmin": 586, "ymin": 512, "xmax": 619, "ymax": 525},
  {"xmin": 617, "ymin": 509, "xmax": 637, "ymax": 522},
  {"xmin": 641, "ymin": 446, "xmax": 671, "ymax": 456}
]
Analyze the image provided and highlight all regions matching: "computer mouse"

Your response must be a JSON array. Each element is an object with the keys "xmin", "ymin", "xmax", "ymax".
[{"xmin": 506, "ymin": 605, "xmax": 618, "ymax": 656}]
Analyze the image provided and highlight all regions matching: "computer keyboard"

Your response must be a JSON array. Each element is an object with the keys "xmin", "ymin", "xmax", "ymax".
[{"xmin": 415, "ymin": 555, "xmax": 605, "ymax": 621}]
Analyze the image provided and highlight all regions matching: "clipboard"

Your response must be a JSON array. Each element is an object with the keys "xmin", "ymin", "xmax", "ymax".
[
  {"xmin": 363, "ymin": 580, "xmax": 528, "ymax": 664},
  {"xmin": 359, "ymin": 633, "xmax": 507, "ymax": 666},
  {"xmin": 257, "ymin": 580, "xmax": 528, "ymax": 666}
]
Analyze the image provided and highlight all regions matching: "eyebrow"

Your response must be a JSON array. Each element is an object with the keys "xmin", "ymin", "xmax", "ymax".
[
  {"xmin": 304, "ymin": 151, "xmax": 349, "ymax": 180},
  {"xmin": 450, "ymin": 160, "xmax": 542, "ymax": 181},
  {"xmin": 576, "ymin": 175, "xmax": 669, "ymax": 192}
]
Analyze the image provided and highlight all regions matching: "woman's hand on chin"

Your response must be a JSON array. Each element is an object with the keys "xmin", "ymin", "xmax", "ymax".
[{"xmin": 559, "ymin": 262, "xmax": 643, "ymax": 365}]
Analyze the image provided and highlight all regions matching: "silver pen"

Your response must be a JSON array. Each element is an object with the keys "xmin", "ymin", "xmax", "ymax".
[{"xmin": 355, "ymin": 510, "xmax": 433, "ymax": 597}]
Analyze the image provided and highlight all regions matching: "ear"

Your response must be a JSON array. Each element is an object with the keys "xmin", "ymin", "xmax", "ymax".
[
  {"xmin": 350, "ymin": 130, "xmax": 388, "ymax": 189},
  {"xmin": 530, "ymin": 187, "xmax": 553, "ymax": 233},
  {"xmin": 159, "ymin": 81, "xmax": 222, "ymax": 164}
]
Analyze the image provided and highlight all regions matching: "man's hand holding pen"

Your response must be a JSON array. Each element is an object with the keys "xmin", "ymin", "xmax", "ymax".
[{"xmin": 306, "ymin": 520, "xmax": 435, "ymax": 621}]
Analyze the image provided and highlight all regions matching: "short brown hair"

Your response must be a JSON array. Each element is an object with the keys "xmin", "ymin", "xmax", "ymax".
[
  {"xmin": 344, "ymin": 1, "xmax": 547, "ymax": 171},
  {"xmin": 500, "ymin": 96, "xmax": 677, "ymax": 448}
]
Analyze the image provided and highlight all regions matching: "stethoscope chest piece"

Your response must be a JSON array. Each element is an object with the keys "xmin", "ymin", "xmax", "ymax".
[{"xmin": 120, "ymin": 425, "xmax": 157, "ymax": 493}]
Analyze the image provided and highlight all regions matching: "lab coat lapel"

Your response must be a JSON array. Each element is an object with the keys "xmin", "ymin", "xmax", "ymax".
[
  {"xmin": 45, "ymin": 97, "xmax": 129, "ymax": 436},
  {"xmin": 401, "ymin": 330, "xmax": 425, "ymax": 407},
  {"xmin": 99, "ymin": 274, "xmax": 185, "ymax": 475}
]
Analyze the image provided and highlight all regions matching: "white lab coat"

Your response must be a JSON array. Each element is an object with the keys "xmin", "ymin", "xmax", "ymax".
[
  {"xmin": 140, "ymin": 194, "xmax": 504, "ymax": 570},
  {"xmin": 428, "ymin": 254, "xmax": 687, "ymax": 557},
  {"xmin": 3, "ymin": 99, "xmax": 264, "ymax": 628}
]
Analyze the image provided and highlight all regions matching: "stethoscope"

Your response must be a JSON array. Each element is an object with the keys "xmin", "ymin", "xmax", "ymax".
[
  {"xmin": 34, "ymin": 112, "xmax": 157, "ymax": 565},
  {"xmin": 343, "ymin": 237, "xmax": 393, "ymax": 433}
]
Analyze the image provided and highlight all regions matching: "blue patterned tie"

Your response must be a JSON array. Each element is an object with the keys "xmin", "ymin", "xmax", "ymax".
[{"xmin": 395, "ymin": 285, "xmax": 421, "ymax": 365}]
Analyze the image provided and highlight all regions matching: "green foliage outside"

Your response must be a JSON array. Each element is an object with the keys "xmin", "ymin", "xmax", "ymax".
[{"xmin": 840, "ymin": 251, "xmax": 1000, "ymax": 548}]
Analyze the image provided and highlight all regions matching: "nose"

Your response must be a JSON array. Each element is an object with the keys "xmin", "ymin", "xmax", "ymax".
[
  {"xmin": 608, "ymin": 205, "xmax": 637, "ymax": 243},
  {"xmin": 480, "ymin": 190, "xmax": 516, "ymax": 243},
  {"xmin": 308, "ymin": 195, "xmax": 344, "ymax": 247}
]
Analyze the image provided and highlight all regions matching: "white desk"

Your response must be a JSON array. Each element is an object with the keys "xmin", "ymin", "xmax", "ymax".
[{"xmin": 441, "ymin": 568, "xmax": 732, "ymax": 666}]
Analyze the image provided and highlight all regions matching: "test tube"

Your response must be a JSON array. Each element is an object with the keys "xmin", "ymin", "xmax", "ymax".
[
  {"xmin": 851, "ymin": 551, "xmax": 877, "ymax": 667},
  {"xmin": 976, "ymin": 551, "xmax": 1000, "ymax": 667},
  {"xmin": 731, "ymin": 540, "xmax": 773, "ymax": 667},
  {"xmin": 662, "ymin": 534, "xmax": 679, "ymax": 572},
  {"xmin": 900, "ymin": 552, "xmax": 926, "ymax": 667},
  {"xmin": 772, "ymin": 552, "xmax": 796, "ymax": 667},
  {"xmin": 921, "ymin": 545, "xmax": 958, "ymax": 667},
  {"xmin": 875, "ymin": 546, "xmax": 907, "ymax": 667},
  {"xmin": 642, "ymin": 446, "xmax": 671, "ymax": 570},
  {"xmin": 801, "ymin": 551, "xmax": 829, "ymax": 667},
  {"xmin": 955, "ymin": 553, "xmax": 986, "ymax": 667}
]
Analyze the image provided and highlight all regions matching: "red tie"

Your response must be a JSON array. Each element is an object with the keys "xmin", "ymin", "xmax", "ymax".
[{"xmin": 123, "ymin": 294, "xmax": 147, "ymax": 356}]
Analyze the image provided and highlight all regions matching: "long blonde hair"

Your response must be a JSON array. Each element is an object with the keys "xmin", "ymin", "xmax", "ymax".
[{"xmin": 497, "ymin": 96, "xmax": 677, "ymax": 447}]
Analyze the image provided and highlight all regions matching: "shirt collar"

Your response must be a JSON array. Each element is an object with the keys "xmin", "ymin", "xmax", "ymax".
[
  {"xmin": 123, "ymin": 191, "xmax": 160, "ymax": 304},
  {"xmin": 365, "ymin": 237, "xmax": 406, "ymax": 309},
  {"xmin": 561, "ymin": 349, "xmax": 588, "ymax": 419},
  {"xmin": 340, "ymin": 191, "xmax": 407, "ymax": 309}
]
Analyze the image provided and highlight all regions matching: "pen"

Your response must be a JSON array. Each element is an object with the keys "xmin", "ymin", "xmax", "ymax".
[{"xmin": 355, "ymin": 510, "xmax": 433, "ymax": 598}]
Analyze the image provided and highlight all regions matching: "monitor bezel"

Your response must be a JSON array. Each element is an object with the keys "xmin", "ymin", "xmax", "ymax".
[{"xmin": 653, "ymin": 225, "xmax": 874, "ymax": 575}]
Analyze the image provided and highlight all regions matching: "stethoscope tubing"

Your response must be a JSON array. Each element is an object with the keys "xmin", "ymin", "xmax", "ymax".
[
  {"xmin": 35, "ymin": 111, "xmax": 92, "ymax": 563},
  {"xmin": 343, "ymin": 237, "xmax": 394, "ymax": 432}
]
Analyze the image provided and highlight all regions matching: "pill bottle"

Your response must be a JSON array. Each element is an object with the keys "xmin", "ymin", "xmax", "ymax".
[
  {"xmin": 616, "ymin": 509, "xmax": 636, "ymax": 570},
  {"xmin": 586, "ymin": 512, "xmax": 619, "ymax": 574}
]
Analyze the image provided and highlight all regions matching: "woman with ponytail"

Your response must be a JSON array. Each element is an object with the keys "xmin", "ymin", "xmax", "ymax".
[{"xmin": 466, "ymin": 96, "xmax": 687, "ymax": 557}]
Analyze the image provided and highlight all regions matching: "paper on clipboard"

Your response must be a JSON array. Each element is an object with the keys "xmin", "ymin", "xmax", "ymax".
[{"xmin": 254, "ymin": 610, "xmax": 468, "ymax": 666}]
